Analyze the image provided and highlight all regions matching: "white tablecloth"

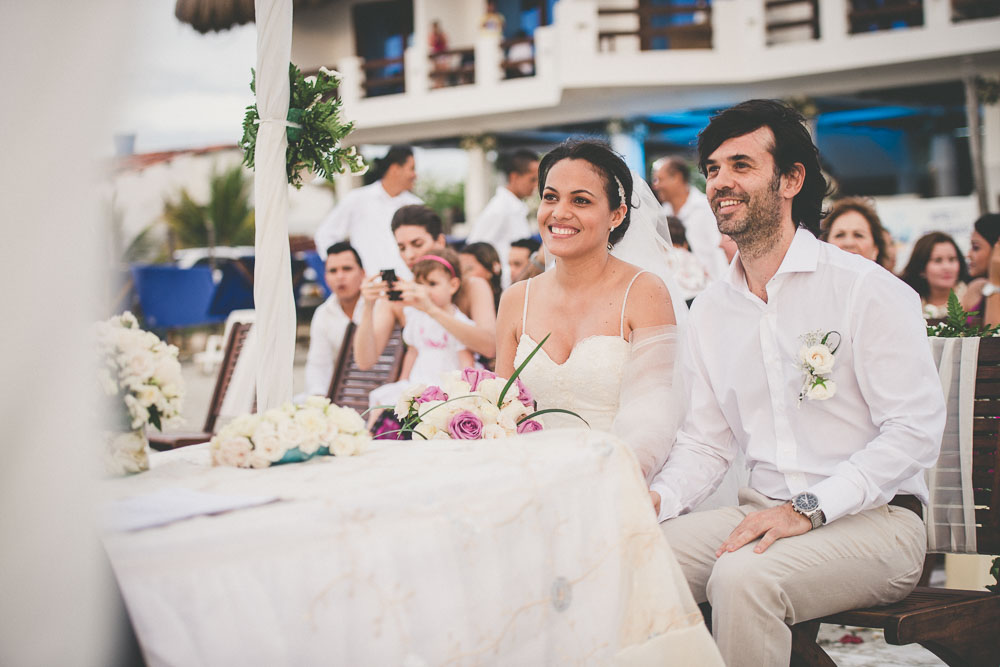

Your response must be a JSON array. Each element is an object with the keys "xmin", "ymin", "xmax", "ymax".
[{"xmin": 102, "ymin": 430, "xmax": 722, "ymax": 666}]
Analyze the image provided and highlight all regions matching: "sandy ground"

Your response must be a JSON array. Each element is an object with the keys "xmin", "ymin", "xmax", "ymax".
[{"xmin": 172, "ymin": 356, "xmax": 945, "ymax": 665}]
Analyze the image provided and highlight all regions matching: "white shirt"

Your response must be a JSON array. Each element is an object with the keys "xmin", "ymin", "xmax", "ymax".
[
  {"xmin": 662, "ymin": 185, "xmax": 729, "ymax": 281},
  {"xmin": 304, "ymin": 295, "xmax": 364, "ymax": 397},
  {"xmin": 466, "ymin": 186, "xmax": 533, "ymax": 287},
  {"xmin": 650, "ymin": 229, "xmax": 944, "ymax": 524},
  {"xmin": 313, "ymin": 181, "xmax": 422, "ymax": 278}
]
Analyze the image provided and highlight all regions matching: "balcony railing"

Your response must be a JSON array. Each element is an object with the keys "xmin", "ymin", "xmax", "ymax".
[
  {"xmin": 951, "ymin": 0, "xmax": 1000, "ymax": 22},
  {"xmin": 597, "ymin": 2, "xmax": 713, "ymax": 52},
  {"xmin": 765, "ymin": 0, "xmax": 820, "ymax": 44},
  {"xmin": 848, "ymin": 0, "xmax": 924, "ymax": 34},
  {"xmin": 429, "ymin": 47, "xmax": 475, "ymax": 89},
  {"xmin": 362, "ymin": 56, "xmax": 405, "ymax": 97}
]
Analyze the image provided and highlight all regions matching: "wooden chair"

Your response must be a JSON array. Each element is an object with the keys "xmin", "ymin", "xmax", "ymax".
[
  {"xmin": 327, "ymin": 322, "xmax": 406, "ymax": 413},
  {"xmin": 148, "ymin": 320, "xmax": 254, "ymax": 450},
  {"xmin": 700, "ymin": 337, "xmax": 1000, "ymax": 666}
]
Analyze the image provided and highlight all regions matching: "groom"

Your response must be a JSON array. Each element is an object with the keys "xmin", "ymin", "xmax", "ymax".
[{"xmin": 648, "ymin": 99, "xmax": 945, "ymax": 666}]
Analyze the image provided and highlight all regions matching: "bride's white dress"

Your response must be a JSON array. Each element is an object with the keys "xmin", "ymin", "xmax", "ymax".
[{"xmin": 514, "ymin": 272, "xmax": 745, "ymax": 510}]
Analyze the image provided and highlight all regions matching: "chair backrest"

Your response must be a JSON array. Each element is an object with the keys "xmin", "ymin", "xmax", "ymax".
[
  {"xmin": 328, "ymin": 322, "xmax": 406, "ymax": 412},
  {"xmin": 972, "ymin": 336, "xmax": 1000, "ymax": 554},
  {"xmin": 203, "ymin": 321, "xmax": 254, "ymax": 433}
]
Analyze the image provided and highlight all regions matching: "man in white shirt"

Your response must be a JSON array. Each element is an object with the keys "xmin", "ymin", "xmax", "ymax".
[
  {"xmin": 648, "ymin": 100, "xmax": 944, "ymax": 666},
  {"xmin": 304, "ymin": 242, "xmax": 365, "ymax": 397},
  {"xmin": 465, "ymin": 149, "xmax": 538, "ymax": 287},
  {"xmin": 653, "ymin": 155, "xmax": 730, "ymax": 281},
  {"xmin": 313, "ymin": 145, "xmax": 422, "ymax": 278}
]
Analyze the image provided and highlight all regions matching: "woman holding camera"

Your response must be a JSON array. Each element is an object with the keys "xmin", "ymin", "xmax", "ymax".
[{"xmin": 354, "ymin": 205, "xmax": 498, "ymax": 370}]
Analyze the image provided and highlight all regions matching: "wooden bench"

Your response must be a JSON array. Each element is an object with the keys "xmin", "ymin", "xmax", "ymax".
[
  {"xmin": 327, "ymin": 322, "xmax": 405, "ymax": 413},
  {"xmin": 701, "ymin": 337, "xmax": 1000, "ymax": 665},
  {"xmin": 148, "ymin": 320, "xmax": 253, "ymax": 450}
]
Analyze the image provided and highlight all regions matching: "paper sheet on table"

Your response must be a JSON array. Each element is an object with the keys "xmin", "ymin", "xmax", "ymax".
[{"xmin": 103, "ymin": 487, "xmax": 279, "ymax": 532}]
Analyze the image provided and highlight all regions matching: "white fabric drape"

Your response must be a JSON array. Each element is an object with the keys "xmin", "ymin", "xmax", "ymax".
[
  {"xmin": 927, "ymin": 337, "xmax": 979, "ymax": 553},
  {"xmin": 252, "ymin": 0, "xmax": 296, "ymax": 410}
]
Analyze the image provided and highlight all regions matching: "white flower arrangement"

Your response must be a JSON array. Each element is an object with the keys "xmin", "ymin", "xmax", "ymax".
[
  {"xmin": 210, "ymin": 396, "xmax": 369, "ymax": 468},
  {"xmin": 797, "ymin": 330, "xmax": 840, "ymax": 403},
  {"xmin": 96, "ymin": 312, "xmax": 184, "ymax": 432}
]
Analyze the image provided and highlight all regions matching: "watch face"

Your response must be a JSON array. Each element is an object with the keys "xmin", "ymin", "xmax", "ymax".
[{"xmin": 794, "ymin": 492, "xmax": 819, "ymax": 512}]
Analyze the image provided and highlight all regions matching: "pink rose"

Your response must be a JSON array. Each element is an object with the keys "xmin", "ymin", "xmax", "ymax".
[
  {"xmin": 448, "ymin": 410, "xmax": 484, "ymax": 439},
  {"xmin": 516, "ymin": 419, "xmax": 543, "ymax": 434},
  {"xmin": 461, "ymin": 367, "xmax": 496, "ymax": 392},
  {"xmin": 515, "ymin": 377, "xmax": 533, "ymax": 408},
  {"xmin": 417, "ymin": 386, "xmax": 448, "ymax": 403}
]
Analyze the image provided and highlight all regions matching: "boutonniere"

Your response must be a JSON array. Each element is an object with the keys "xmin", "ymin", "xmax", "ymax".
[{"xmin": 798, "ymin": 330, "xmax": 841, "ymax": 403}]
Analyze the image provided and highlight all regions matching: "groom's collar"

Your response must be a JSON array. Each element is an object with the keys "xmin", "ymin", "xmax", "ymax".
[{"xmin": 726, "ymin": 227, "xmax": 821, "ymax": 294}]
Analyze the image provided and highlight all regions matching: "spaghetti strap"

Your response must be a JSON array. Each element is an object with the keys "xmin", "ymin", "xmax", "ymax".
[
  {"xmin": 522, "ymin": 278, "xmax": 532, "ymax": 338},
  {"xmin": 620, "ymin": 271, "xmax": 648, "ymax": 338}
]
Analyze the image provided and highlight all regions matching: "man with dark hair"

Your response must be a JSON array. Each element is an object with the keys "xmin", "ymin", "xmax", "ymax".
[
  {"xmin": 648, "ymin": 99, "xmax": 944, "ymax": 665},
  {"xmin": 466, "ymin": 149, "xmax": 538, "ymax": 286},
  {"xmin": 303, "ymin": 242, "xmax": 366, "ymax": 397},
  {"xmin": 507, "ymin": 237, "xmax": 540, "ymax": 282},
  {"xmin": 313, "ymin": 145, "xmax": 421, "ymax": 278},
  {"xmin": 653, "ymin": 155, "xmax": 729, "ymax": 280}
]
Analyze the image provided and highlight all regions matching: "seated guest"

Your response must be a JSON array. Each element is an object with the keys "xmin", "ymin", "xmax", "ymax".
[
  {"xmin": 900, "ymin": 231, "xmax": 969, "ymax": 319},
  {"xmin": 367, "ymin": 248, "xmax": 475, "ymax": 427},
  {"xmin": 355, "ymin": 205, "xmax": 497, "ymax": 370},
  {"xmin": 962, "ymin": 213, "xmax": 1000, "ymax": 326},
  {"xmin": 304, "ymin": 242, "xmax": 366, "ymax": 397},
  {"xmin": 459, "ymin": 242, "xmax": 502, "ymax": 313},
  {"xmin": 649, "ymin": 99, "xmax": 944, "ymax": 666},
  {"xmin": 819, "ymin": 196, "xmax": 888, "ymax": 266},
  {"xmin": 664, "ymin": 215, "xmax": 709, "ymax": 304},
  {"xmin": 508, "ymin": 237, "xmax": 540, "ymax": 283}
]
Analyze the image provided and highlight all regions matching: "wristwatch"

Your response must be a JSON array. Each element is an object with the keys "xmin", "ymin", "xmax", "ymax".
[
  {"xmin": 982, "ymin": 282, "xmax": 1000, "ymax": 298},
  {"xmin": 790, "ymin": 491, "xmax": 826, "ymax": 529}
]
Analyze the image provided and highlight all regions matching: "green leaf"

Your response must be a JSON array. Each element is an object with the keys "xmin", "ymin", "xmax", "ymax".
[
  {"xmin": 520, "ymin": 408, "xmax": 589, "ymax": 427},
  {"xmin": 498, "ymin": 332, "xmax": 550, "ymax": 406}
]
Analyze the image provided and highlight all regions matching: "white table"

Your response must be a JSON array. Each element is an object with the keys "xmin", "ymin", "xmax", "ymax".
[{"xmin": 102, "ymin": 430, "xmax": 722, "ymax": 666}]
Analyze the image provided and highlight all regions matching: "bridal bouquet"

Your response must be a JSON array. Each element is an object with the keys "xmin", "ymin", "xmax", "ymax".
[
  {"xmin": 211, "ymin": 396, "xmax": 369, "ymax": 468},
  {"xmin": 387, "ymin": 335, "xmax": 584, "ymax": 440},
  {"xmin": 97, "ymin": 312, "xmax": 184, "ymax": 474}
]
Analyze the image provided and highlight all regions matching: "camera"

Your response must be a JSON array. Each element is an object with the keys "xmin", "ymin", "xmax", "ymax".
[{"xmin": 380, "ymin": 268, "xmax": 402, "ymax": 301}]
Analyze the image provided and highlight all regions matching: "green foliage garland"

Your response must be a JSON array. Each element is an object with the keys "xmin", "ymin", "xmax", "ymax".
[
  {"xmin": 927, "ymin": 290, "xmax": 1000, "ymax": 338},
  {"xmin": 240, "ymin": 63, "xmax": 367, "ymax": 188}
]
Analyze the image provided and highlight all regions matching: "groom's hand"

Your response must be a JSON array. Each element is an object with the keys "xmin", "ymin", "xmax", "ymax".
[
  {"xmin": 716, "ymin": 503, "xmax": 811, "ymax": 556},
  {"xmin": 649, "ymin": 490, "xmax": 661, "ymax": 515}
]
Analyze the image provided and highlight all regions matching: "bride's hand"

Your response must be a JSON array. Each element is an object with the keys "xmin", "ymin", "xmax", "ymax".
[{"xmin": 649, "ymin": 490, "xmax": 661, "ymax": 515}]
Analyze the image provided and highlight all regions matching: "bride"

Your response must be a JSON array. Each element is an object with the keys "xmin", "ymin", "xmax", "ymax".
[{"xmin": 495, "ymin": 139, "xmax": 685, "ymax": 482}]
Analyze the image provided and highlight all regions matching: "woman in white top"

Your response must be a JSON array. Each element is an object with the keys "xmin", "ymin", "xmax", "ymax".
[{"xmin": 495, "ymin": 139, "xmax": 680, "ymax": 481}]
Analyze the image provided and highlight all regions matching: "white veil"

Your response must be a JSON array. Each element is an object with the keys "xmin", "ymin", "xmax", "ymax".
[{"xmin": 610, "ymin": 172, "xmax": 689, "ymax": 328}]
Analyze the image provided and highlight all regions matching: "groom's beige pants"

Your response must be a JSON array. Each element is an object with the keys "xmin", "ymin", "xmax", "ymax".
[{"xmin": 660, "ymin": 487, "xmax": 925, "ymax": 667}]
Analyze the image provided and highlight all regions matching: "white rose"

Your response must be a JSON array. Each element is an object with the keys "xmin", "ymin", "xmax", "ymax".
[
  {"xmin": 123, "ymin": 394, "xmax": 146, "ymax": 428},
  {"xmin": 252, "ymin": 421, "xmax": 286, "ymax": 462},
  {"xmin": 105, "ymin": 431, "xmax": 148, "ymax": 475},
  {"xmin": 806, "ymin": 379, "xmax": 837, "ymax": 401},
  {"xmin": 304, "ymin": 395, "xmax": 331, "ymax": 411},
  {"xmin": 213, "ymin": 436, "xmax": 253, "ymax": 467},
  {"xmin": 475, "ymin": 401, "xmax": 500, "ymax": 426},
  {"xmin": 481, "ymin": 424, "xmax": 507, "ymax": 440},
  {"xmin": 228, "ymin": 414, "xmax": 260, "ymax": 439},
  {"xmin": 418, "ymin": 400, "xmax": 449, "ymax": 430},
  {"xmin": 330, "ymin": 433, "xmax": 368, "ymax": 457},
  {"xmin": 413, "ymin": 421, "xmax": 440, "ymax": 440},
  {"xmin": 248, "ymin": 450, "xmax": 271, "ymax": 469},
  {"xmin": 498, "ymin": 401, "xmax": 529, "ymax": 431},
  {"xmin": 136, "ymin": 384, "xmax": 161, "ymax": 409},
  {"xmin": 327, "ymin": 405, "xmax": 366, "ymax": 435},
  {"xmin": 295, "ymin": 407, "xmax": 327, "ymax": 437},
  {"xmin": 394, "ymin": 384, "xmax": 426, "ymax": 419},
  {"xmin": 125, "ymin": 352, "xmax": 155, "ymax": 382},
  {"xmin": 276, "ymin": 418, "xmax": 306, "ymax": 448},
  {"xmin": 319, "ymin": 66, "xmax": 342, "ymax": 78},
  {"xmin": 801, "ymin": 344, "xmax": 835, "ymax": 375},
  {"xmin": 475, "ymin": 378, "xmax": 504, "ymax": 405},
  {"xmin": 441, "ymin": 378, "xmax": 472, "ymax": 402}
]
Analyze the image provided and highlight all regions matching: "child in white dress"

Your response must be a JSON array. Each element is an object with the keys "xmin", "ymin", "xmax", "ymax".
[{"xmin": 368, "ymin": 249, "xmax": 475, "ymax": 426}]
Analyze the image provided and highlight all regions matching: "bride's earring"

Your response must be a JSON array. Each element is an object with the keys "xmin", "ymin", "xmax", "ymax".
[{"xmin": 607, "ymin": 226, "xmax": 616, "ymax": 251}]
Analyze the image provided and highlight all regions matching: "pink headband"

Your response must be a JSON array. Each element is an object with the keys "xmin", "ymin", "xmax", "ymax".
[{"xmin": 417, "ymin": 254, "xmax": 456, "ymax": 277}]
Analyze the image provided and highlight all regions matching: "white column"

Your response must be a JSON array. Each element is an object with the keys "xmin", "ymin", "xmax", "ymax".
[
  {"xmin": 608, "ymin": 122, "xmax": 647, "ymax": 177},
  {"xmin": 818, "ymin": 0, "xmax": 849, "ymax": 43},
  {"xmin": 464, "ymin": 144, "xmax": 493, "ymax": 224},
  {"xmin": 924, "ymin": 0, "xmax": 951, "ymax": 29},
  {"xmin": 474, "ymin": 32, "xmax": 502, "ymax": 88},
  {"xmin": 335, "ymin": 56, "xmax": 364, "ymax": 107},
  {"xmin": 984, "ymin": 97, "xmax": 1000, "ymax": 212},
  {"xmin": 930, "ymin": 133, "xmax": 959, "ymax": 197}
]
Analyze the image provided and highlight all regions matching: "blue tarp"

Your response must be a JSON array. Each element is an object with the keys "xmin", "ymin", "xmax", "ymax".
[{"xmin": 130, "ymin": 264, "xmax": 224, "ymax": 329}]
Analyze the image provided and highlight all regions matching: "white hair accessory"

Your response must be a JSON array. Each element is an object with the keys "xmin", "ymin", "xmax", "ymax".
[{"xmin": 613, "ymin": 176, "xmax": 626, "ymax": 209}]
